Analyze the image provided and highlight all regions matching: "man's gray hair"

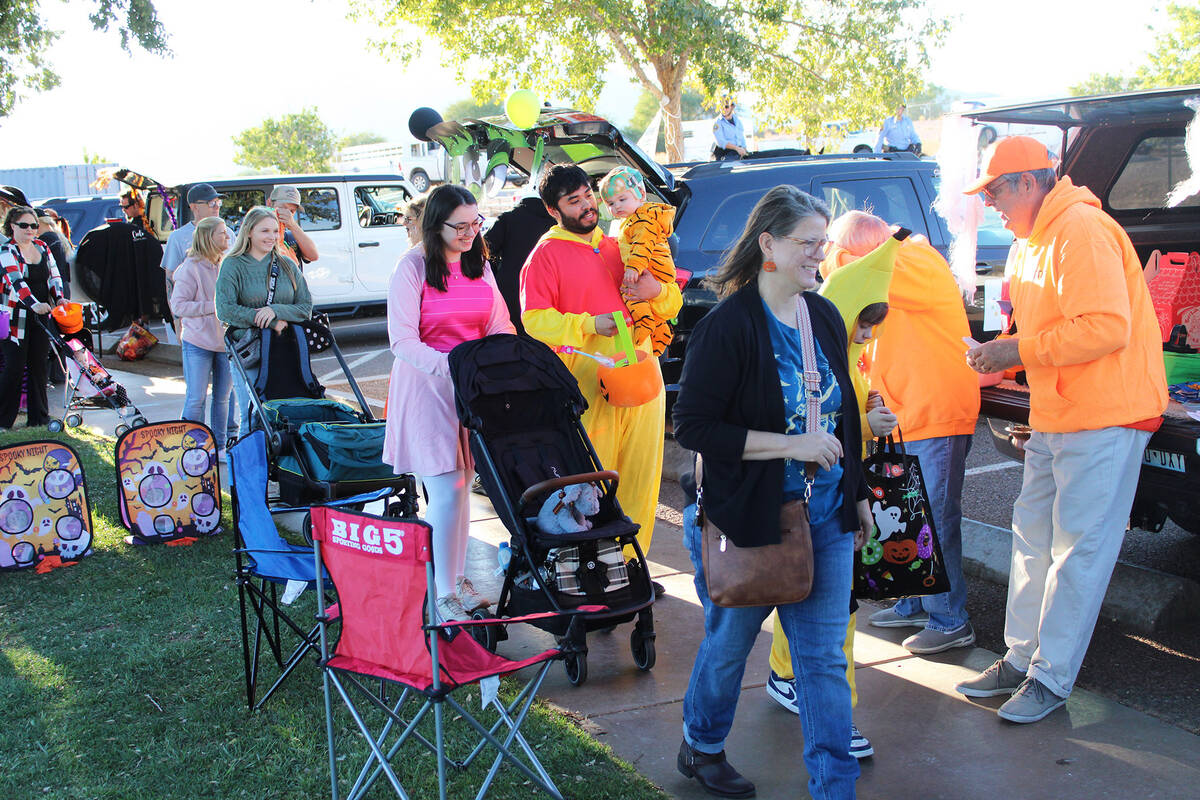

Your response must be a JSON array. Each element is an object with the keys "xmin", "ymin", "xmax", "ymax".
[{"xmin": 1002, "ymin": 168, "xmax": 1057, "ymax": 192}]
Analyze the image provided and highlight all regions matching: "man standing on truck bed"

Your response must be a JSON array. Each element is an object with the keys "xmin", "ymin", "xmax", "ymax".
[{"xmin": 959, "ymin": 136, "xmax": 1167, "ymax": 724}]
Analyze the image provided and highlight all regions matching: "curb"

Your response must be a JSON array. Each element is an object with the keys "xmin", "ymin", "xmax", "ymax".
[{"xmin": 962, "ymin": 519, "xmax": 1200, "ymax": 635}]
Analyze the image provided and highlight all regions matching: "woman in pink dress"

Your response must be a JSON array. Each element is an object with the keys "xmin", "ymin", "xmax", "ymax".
[{"xmin": 383, "ymin": 184, "xmax": 514, "ymax": 621}]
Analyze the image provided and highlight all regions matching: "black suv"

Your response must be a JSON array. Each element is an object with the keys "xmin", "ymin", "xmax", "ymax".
[
  {"xmin": 425, "ymin": 109, "xmax": 1012, "ymax": 382},
  {"xmin": 666, "ymin": 153, "xmax": 1013, "ymax": 383},
  {"xmin": 35, "ymin": 195, "xmax": 124, "ymax": 246}
]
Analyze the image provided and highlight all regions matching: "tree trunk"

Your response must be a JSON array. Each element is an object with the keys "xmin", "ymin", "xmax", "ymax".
[{"xmin": 652, "ymin": 57, "xmax": 688, "ymax": 163}]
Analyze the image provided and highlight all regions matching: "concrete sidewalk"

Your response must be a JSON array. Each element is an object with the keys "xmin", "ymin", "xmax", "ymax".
[
  {"xmin": 51, "ymin": 368, "xmax": 1200, "ymax": 799},
  {"xmin": 462, "ymin": 498, "xmax": 1200, "ymax": 800}
]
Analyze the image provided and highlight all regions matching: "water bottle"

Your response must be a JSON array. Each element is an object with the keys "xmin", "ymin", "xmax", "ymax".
[{"xmin": 495, "ymin": 541, "xmax": 512, "ymax": 575}]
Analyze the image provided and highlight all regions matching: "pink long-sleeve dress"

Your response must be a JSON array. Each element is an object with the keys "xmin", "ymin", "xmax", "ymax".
[{"xmin": 383, "ymin": 246, "xmax": 515, "ymax": 476}]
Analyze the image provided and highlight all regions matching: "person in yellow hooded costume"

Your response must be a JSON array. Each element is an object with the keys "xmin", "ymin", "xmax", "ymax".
[
  {"xmin": 821, "ymin": 213, "xmax": 981, "ymax": 660},
  {"xmin": 764, "ymin": 220, "xmax": 900, "ymax": 759},
  {"xmin": 520, "ymin": 165, "xmax": 682, "ymax": 565}
]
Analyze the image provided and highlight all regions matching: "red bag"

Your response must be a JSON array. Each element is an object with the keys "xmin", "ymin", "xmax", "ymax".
[{"xmin": 115, "ymin": 322, "xmax": 158, "ymax": 361}]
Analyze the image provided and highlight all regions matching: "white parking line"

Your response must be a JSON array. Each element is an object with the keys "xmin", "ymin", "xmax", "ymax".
[
  {"xmin": 965, "ymin": 462, "xmax": 1023, "ymax": 476},
  {"xmin": 318, "ymin": 350, "xmax": 385, "ymax": 383}
]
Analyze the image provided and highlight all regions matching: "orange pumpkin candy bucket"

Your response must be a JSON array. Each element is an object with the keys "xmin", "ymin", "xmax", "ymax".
[{"xmin": 596, "ymin": 313, "xmax": 663, "ymax": 407}]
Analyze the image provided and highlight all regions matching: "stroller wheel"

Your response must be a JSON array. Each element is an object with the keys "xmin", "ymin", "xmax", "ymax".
[
  {"xmin": 65, "ymin": 413, "xmax": 83, "ymax": 429},
  {"xmin": 468, "ymin": 608, "xmax": 499, "ymax": 653},
  {"xmin": 564, "ymin": 651, "xmax": 588, "ymax": 686},
  {"xmin": 631, "ymin": 628, "xmax": 656, "ymax": 671},
  {"xmin": 47, "ymin": 419, "xmax": 64, "ymax": 433},
  {"xmin": 115, "ymin": 424, "xmax": 130, "ymax": 437},
  {"xmin": 131, "ymin": 416, "xmax": 148, "ymax": 428}
]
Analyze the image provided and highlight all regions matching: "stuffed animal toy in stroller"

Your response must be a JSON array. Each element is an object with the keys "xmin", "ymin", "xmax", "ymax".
[{"xmin": 536, "ymin": 483, "xmax": 601, "ymax": 534}]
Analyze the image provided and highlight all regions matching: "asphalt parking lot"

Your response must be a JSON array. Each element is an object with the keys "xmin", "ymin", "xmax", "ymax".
[{"xmin": 126, "ymin": 313, "xmax": 1200, "ymax": 733}]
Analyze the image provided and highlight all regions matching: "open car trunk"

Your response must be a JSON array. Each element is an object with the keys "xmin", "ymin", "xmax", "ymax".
[{"xmin": 426, "ymin": 108, "xmax": 675, "ymax": 203}]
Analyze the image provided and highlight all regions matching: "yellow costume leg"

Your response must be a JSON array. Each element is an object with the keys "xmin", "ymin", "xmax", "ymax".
[
  {"xmin": 771, "ymin": 610, "xmax": 858, "ymax": 707},
  {"xmin": 770, "ymin": 611, "xmax": 794, "ymax": 679}
]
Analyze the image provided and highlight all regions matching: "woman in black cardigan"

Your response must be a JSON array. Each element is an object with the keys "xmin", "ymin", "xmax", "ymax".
[{"xmin": 673, "ymin": 185, "xmax": 871, "ymax": 800}]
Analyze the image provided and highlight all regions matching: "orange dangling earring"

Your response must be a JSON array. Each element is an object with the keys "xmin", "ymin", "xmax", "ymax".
[{"xmin": 763, "ymin": 260, "xmax": 777, "ymax": 272}]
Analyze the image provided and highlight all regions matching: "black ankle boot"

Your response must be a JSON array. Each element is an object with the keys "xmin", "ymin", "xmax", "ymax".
[{"xmin": 677, "ymin": 740, "xmax": 756, "ymax": 798}]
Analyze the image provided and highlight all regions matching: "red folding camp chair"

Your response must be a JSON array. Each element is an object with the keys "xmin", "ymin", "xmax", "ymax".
[{"xmin": 311, "ymin": 505, "xmax": 600, "ymax": 800}]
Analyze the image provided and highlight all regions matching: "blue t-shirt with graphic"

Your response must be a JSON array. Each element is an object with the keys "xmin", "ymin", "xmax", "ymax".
[{"xmin": 763, "ymin": 299, "xmax": 844, "ymax": 525}]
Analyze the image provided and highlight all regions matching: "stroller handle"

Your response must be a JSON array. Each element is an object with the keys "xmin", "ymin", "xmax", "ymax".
[{"xmin": 519, "ymin": 470, "xmax": 619, "ymax": 509}]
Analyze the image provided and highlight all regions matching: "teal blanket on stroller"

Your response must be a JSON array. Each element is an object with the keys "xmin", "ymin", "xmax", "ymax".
[{"xmin": 263, "ymin": 399, "xmax": 395, "ymax": 484}]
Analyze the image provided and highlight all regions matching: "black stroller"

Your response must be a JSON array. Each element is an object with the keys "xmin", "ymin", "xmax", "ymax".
[
  {"xmin": 449, "ymin": 334, "xmax": 655, "ymax": 686},
  {"xmin": 226, "ymin": 319, "xmax": 418, "ymax": 517}
]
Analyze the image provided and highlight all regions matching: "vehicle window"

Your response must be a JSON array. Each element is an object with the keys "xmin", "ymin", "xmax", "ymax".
[
  {"xmin": 819, "ymin": 178, "xmax": 930, "ymax": 239},
  {"xmin": 298, "ymin": 187, "xmax": 341, "ymax": 231},
  {"xmin": 699, "ymin": 190, "xmax": 768, "ymax": 253},
  {"xmin": 219, "ymin": 189, "xmax": 266, "ymax": 232},
  {"xmin": 1109, "ymin": 134, "xmax": 1200, "ymax": 210},
  {"xmin": 353, "ymin": 185, "xmax": 412, "ymax": 227}
]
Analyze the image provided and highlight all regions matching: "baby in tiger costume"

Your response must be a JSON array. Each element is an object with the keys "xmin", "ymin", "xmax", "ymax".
[{"xmin": 598, "ymin": 166, "xmax": 677, "ymax": 356}]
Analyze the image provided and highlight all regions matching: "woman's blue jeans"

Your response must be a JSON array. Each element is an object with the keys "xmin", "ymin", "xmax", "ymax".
[
  {"xmin": 180, "ymin": 341, "xmax": 232, "ymax": 445},
  {"xmin": 682, "ymin": 503, "xmax": 859, "ymax": 800},
  {"xmin": 228, "ymin": 353, "xmax": 259, "ymax": 440},
  {"xmin": 892, "ymin": 434, "xmax": 972, "ymax": 632}
]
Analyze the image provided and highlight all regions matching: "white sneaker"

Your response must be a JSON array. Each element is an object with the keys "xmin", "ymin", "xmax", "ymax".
[
  {"xmin": 849, "ymin": 724, "xmax": 874, "ymax": 759},
  {"xmin": 456, "ymin": 575, "xmax": 491, "ymax": 612},
  {"xmin": 765, "ymin": 670, "xmax": 799, "ymax": 713},
  {"xmin": 434, "ymin": 593, "xmax": 469, "ymax": 623}
]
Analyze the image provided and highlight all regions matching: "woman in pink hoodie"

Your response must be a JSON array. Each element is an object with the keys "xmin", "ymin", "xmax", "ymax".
[{"xmin": 170, "ymin": 216, "xmax": 233, "ymax": 460}]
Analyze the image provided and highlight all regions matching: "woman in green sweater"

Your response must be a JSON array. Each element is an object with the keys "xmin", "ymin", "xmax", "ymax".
[{"xmin": 216, "ymin": 205, "xmax": 313, "ymax": 438}]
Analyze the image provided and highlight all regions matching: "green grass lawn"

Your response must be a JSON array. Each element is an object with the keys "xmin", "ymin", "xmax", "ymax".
[{"xmin": 0, "ymin": 429, "xmax": 667, "ymax": 800}]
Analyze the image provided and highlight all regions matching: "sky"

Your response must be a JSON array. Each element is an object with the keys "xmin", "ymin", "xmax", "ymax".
[{"xmin": 0, "ymin": 0, "xmax": 1169, "ymax": 183}]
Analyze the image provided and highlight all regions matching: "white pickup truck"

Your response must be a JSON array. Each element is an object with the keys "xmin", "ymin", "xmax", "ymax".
[{"xmin": 166, "ymin": 173, "xmax": 418, "ymax": 314}]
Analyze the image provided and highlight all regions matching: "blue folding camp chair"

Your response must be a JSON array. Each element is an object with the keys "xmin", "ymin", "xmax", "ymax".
[{"xmin": 229, "ymin": 431, "xmax": 392, "ymax": 711}]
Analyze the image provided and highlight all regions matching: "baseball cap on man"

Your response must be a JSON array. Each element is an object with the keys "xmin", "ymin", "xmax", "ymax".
[
  {"xmin": 269, "ymin": 185, "xmax": 302, "ymax": 206},
  {"xmin": 186, "ymin": 183, "xmax": 223, "ymax": 204},
  {"xmin": 963, "ymin": 136, "xmax": 1055, "ymax": 195}
]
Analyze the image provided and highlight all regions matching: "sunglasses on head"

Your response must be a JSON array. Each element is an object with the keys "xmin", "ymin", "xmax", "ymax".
[{"xmin": 12, "ymin": 221, "xmax": 38, "ymax": 230}]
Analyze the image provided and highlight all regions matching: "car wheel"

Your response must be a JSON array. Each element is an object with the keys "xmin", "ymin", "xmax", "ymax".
[
  {"xmin": 853, "ymin": 145, "xmax": 872, "ymax": 153},
  {"xmin": 410, "ymin": 170, "xmax": 430, "ymax": 193}
]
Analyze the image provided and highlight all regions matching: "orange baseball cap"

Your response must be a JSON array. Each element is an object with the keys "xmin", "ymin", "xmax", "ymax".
[{"xmin": 963, "ymin": 136, "xmax": 1054, "ymax": 195}]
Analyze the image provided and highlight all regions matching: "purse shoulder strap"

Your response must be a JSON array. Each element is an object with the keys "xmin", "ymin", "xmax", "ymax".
[
  {"xmin": 793, "ymin": 293, "xmax": 821, "ymax": 436},
  {"xmin": 265, "ymin": 252, "xmax": 280, "ymax": 305}
]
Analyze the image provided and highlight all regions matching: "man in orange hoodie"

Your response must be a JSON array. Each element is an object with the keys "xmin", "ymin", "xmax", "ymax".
[{"xmin": 959, "ymin": 137, "xmax": 1167, "ymax": 724}]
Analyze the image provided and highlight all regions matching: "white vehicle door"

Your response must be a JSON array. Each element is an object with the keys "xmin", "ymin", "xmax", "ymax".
[
  {"xmin": 293, "ymin": 184, "xmax": 353, "ymax": 300},
  {"xmin": 348, "ymin": 181, "xmax": 414, "ymax": 298}
]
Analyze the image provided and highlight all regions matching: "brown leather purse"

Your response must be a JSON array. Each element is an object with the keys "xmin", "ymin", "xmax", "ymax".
[{"xmin": 696, "ymin": 295, "xmax": 822, "ymax": 608}]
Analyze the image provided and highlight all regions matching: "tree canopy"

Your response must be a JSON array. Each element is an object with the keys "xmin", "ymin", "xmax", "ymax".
[
  {"xmin": 355, "ymin": 0, "xmax": 945, "ymax": 161},
  {"xmin": 0, "ymin": 0, "xmax": 169, "ymax": 117},
  {"xmin": 1071, "ymin": 3, "xmax": 1200, "ymax": 95},
  {"xmin": 338, "ymin": 131, "xmax": 388, "ymax": 148},
  {"xmin": 232, "ymin": 108, "xmax": 336, "ymax": 174}
]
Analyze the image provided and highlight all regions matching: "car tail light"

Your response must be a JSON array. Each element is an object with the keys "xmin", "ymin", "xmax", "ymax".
[{"xmin": 674, "ymin": 268, "xmax": 693, "ymax": 290}]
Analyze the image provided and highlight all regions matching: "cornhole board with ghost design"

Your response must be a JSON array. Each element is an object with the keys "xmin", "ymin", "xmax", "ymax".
[
  {"xmin": 0, "ymin": 440, "xmax": 94, "ymax": 570},
  {"xmin": 115, "ymin": 421, "xmax": 223, "ymax": 544},
  {"xmin": 1145, "ymin": 250, "xmax": 1200, "ymax": 348}
]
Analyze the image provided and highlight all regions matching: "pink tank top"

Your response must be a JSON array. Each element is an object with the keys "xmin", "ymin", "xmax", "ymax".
[{"xmin": 418, "ymin": 261, "xmax": 496, "ymax": 353}]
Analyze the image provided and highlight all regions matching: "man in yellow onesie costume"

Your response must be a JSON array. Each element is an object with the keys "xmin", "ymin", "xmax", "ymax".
[{"xmin": 520, "ymin": 165, "xmax": 682, "ymax": 577}]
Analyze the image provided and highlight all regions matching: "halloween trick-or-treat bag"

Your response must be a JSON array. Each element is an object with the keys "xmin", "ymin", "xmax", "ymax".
[
  {"xmin": 115, "ymin": 421, "xmax": 223, "ymax": 545},
  {"xmin": 855, "ymin": 432, "xmax": 951, "ymax": 600}
]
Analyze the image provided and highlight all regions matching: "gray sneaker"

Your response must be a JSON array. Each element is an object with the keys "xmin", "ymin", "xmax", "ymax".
[
  {"xmin": 903, "ymin": 622, "xmax": 976, "ymax": 654},
  {"xmin": 868, "ymin": 607, "xmax": 930, "ymax": 628},
  {"xmin": 434, "ymin": 593, "xmax": 470, "ymax": 623},
  {"xmin": 955, "ymin": 658, "xmax": 1026, "ymax": 698},
  {"xmin": 998, "ymin": 677, "xmax": 1067, "ymax": 723}
]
